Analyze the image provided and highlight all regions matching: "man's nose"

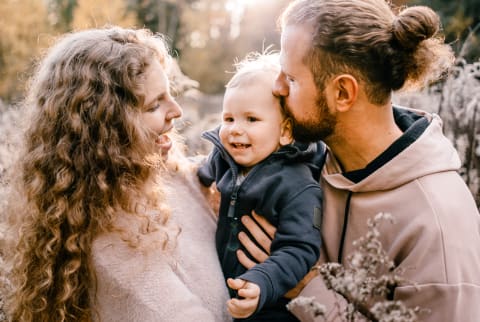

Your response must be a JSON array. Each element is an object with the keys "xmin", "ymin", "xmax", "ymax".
[{"xmin": 273, "ymin": 73, "xmax": 289, "ymax": 97}]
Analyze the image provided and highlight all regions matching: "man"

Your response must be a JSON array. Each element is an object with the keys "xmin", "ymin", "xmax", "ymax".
[{"xmin": 238, "ymin": 0, "xmax": 480, "ymax": 321}]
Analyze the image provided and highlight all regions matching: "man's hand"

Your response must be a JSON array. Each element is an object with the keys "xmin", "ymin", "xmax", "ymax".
[
  {"xmin": 226, "ymin": 278, "xmax": 260, "ymax": 319},
  {"xmin": 236, "ymin": 211, "xmax": 275, "ymax": 269},
  {"xmin": 237, "ymin": 210, "xmax": 318, "ymax": 299}
]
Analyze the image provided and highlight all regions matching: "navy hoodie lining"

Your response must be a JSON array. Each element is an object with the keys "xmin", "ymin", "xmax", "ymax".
[{"xmin": 343, "ymin": 107, "xmax": 429, "ymax": 183}]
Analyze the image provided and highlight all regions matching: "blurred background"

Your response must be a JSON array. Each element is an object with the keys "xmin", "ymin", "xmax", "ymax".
[
  {"xmin": 0, "ymin": 0, "xmax": 480, "ymax": 321},
  {"xmin": 0, "ymin": 2, "xmax": 479, "ymax": 317},
  {"xmin": 0, "ymin": 0, "xmax": 479, "ymax": 204},
  {"xmin": 0, "ymin": 0, "xmax": 479, "ymax": 102}
]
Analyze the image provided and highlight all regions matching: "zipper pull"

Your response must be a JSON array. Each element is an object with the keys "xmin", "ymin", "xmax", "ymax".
[{"xmin": 227, "ymin": 192, "xmax": 237, "ymax": 218}]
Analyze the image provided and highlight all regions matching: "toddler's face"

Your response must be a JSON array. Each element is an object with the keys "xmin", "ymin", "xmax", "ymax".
[{"xmin": 219, "ymin": 73, "xmax": 292, "ymax": 169}]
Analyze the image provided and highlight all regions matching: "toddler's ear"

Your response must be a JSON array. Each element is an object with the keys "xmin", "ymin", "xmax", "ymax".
[{"xmin": 279, "ymin": 117, "xmax": 293, "ymax": 146}]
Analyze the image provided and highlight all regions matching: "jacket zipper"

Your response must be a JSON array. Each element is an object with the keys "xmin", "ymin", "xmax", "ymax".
[{"xmin": 227, "ymin": 188, "xmax": 238, "ymax": 219}]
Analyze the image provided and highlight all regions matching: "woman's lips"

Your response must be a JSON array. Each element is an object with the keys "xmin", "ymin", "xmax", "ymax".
[{"xmin": 156, "ymin": 134, "xmax": 172, "ymax": 156}]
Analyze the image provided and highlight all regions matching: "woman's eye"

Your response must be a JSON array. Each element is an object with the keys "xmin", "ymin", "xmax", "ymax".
[{"xmin": 148, "ymin": 104, "xmax": 160, "ymax": 112}]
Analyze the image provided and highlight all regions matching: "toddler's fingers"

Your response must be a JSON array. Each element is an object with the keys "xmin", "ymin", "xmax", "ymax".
[
  {"xmin": 226, "ymin": 278, "xmax": 246, "ymax": 290},
  {"xmin": 237, "ymin": 285, "xmax": 260, "ymax": 299},
  {"xmin": 227, "ymin": 298, "xmax": 257, "ymax": 319}
]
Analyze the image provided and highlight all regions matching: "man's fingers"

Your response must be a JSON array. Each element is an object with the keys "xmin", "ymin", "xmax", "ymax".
[
  {"xmin": 251, "ymin": 210, "xmax": 276, "ymax": 239},
  {"xmin": 241, "ymin": 215, "xmax": 272, "ymax": 254},
  {"xmin": 236, "ymin": 249, "xmax": 257, "ymax": 269},
  {"xmin": 238, "ymin": 231, "xmax": 269, "ymax": 263}
]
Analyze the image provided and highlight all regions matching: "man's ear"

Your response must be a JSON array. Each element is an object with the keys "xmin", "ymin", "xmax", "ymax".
[
  {"xmin": 279, "ymin": 117, "xmax": 294, "ymax": 146},
  {"xmin": 331, "ymin": 74, "xmax": 358, "ymax": 112}
]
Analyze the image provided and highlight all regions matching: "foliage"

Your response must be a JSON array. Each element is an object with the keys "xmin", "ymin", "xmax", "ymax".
[
  {"xmin": 406, "ymin": 0, "xmax": 480, "ymax": 62},
  {"xmin": 175, "ymin": 0, "xmax": 290, "ymax": 94},
  {"xmin": 287, "ymin": 214, "xmax": 424, "ymax": 322},
  {"xmin": 0, "ymin": 0, "xmax": 52, "ymax": 102},
  {"xmin": 394, "ymin": 58, "xmax": 480, "ymax": 206},
  {"xmin": 0, "ymin": 0, "xmax": 138, "ymax": 102},
  {"xmin": 71, "ymin": 0, "xmax": 137, "ymax": 30},
  {"xmin": 47, "ymin": 0, "xmax": 77, "ymax": 30},
  {"xmin": 1, "ymin": 0, "xmax": 479, "ymax": 101},
  {"xmin": 128, "ymin": 0, "xmax": 191, "ymax": 52}
]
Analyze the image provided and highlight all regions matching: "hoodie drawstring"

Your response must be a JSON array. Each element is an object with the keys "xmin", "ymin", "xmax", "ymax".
[{"xmin": 338, "ymin": 191, "xmax": 353, "ymax": 264}]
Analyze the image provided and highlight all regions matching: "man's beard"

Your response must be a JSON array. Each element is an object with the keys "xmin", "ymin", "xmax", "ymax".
[{"xmin": 288, "ymin": 92, "xmax": 337, "ymax": 143}]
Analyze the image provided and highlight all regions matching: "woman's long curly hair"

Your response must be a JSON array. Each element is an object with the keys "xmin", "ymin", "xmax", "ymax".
[{"xmin": 6, "ymin": 26, "xmax": 175, "ymax": 321}]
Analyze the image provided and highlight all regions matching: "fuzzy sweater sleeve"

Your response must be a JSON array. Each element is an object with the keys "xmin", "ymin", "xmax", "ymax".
[{"xmin": 91, "ymin": 233, "xmax": 224, "ymax": 322}]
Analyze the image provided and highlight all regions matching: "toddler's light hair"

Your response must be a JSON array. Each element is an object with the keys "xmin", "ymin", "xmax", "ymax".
[{"xmin": 226, "ymin": 50, "xmax": 280, "ymax": 89}]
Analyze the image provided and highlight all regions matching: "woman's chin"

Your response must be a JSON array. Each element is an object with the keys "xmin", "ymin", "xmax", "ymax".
[{"xmin": 156, "ymin": 134, "xmax": 172, "ymax": 159}]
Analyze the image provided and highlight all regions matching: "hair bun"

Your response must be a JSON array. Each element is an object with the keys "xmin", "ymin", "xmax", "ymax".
[{"xmin": 392, "ymin": 6, "xmax": 440, "ymax": 50}]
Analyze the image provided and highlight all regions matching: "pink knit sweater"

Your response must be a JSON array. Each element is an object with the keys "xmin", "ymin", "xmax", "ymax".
[{"xmin": 91, "ymin": 164, "xmax": 231, "ymax": 322}]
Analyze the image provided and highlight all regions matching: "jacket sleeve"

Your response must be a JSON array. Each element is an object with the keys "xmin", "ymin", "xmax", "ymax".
[
  {"xmin": 238, "ymin": 184, "xmax": 323, "ymax": 312},
  {"xmin": 197, "ymin": 148, "xmax": 219, "ymax": 187},
  {"xmin": 92, "ymin": 235, "xmax": 227, "ymax": 322}
]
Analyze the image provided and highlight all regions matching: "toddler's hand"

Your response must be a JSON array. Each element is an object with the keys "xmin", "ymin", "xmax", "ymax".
[{"xmin": 226, "ymin": 278, "xmax": 260, "ymax": 319}]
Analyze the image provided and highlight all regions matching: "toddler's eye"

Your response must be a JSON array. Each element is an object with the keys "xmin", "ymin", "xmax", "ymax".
[
  {"xmin": 223, "ymin": 117, "xmax": 234, "ymax": 123},
  {"xmin": 247, "ymin": 116, "xmax": 258, "ymax": 122}
]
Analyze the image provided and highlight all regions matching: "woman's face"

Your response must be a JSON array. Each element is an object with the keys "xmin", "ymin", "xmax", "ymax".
[{"xmin": 140, "ymin": 60, "xmax": 183, "ymax": 158}]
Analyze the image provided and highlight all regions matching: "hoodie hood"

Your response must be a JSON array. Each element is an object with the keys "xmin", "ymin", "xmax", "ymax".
[{"xmin": 323, "ymin": 107, "xmax": 461, "ymax": 192}]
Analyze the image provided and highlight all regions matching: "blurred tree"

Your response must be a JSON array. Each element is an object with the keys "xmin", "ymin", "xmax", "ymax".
[
  {"xmin": 129, "ymin": 0, "xmax": 196, "ymax": 52},
  {"xmin": 71, "ymin": 0, "xmax": 137, "ymax": 30},
  {"xmin": 176, "ymin": 0, "xmax": 290, "ymax": 94},
  {"xmin": 47, "ymin": 0, "xmax": 77, "ymax": 31},
  {"xmin": 0, "ymin": 0, "xmax": 52, "ymax": 102},
  {"xmin": 176, "ymin": 0, "xmax": 235, "ymax": 93}
]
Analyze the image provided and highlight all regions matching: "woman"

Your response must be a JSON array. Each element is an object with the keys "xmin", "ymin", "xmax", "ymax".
[{"xmin": 5, "ymin": 26, "xmax": 230, "ymax": 322}]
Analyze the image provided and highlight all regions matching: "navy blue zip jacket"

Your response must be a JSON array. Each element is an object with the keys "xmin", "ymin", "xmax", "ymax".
[{"xmin": 198, "ymin": 127, "xmax": 324, "ymax": 321}]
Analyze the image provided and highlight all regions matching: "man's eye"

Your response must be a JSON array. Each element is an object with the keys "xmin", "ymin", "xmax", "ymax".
[{"xmin": 286, "ymin": 76, "xmax": 294, "ymax": 83}]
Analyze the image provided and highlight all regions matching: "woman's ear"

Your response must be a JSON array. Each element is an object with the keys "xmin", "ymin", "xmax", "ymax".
[
  {"xmin": 331, "ymin": 74, "xmax": 358, "ymax": 112},
  {"xmin": 279, "ymin": 117, "xmax": 294, "ymax": 146}
]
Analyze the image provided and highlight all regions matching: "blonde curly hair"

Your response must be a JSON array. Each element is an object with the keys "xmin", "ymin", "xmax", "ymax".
[{"xmin": 5, "ymin": 26, "xmax": 177, "ymax": 322}]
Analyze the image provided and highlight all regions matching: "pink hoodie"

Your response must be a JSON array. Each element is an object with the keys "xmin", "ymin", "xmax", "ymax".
[{"xmin": 291, "ymin": 108, "xmax": 480, "ymax": 322}]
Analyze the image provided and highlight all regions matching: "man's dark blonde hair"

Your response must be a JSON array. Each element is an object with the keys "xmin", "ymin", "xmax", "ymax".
[{"xmin": 280, "ymin": 0, "xmax": 454, "ymax": 104}]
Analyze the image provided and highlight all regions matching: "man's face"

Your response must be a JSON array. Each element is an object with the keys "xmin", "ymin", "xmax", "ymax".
[{"xmin": 274, "ymin": 24, "xmax": 337, "ymax": 143}]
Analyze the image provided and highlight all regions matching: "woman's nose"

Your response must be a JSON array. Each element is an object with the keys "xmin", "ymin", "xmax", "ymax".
[
  {"xmin": 273, "ymin": 72, "xmax": 289, "ymax": 97},
  {"xmin": 167, "ymin": 98, "xmax": 183, "ymax": 120}
]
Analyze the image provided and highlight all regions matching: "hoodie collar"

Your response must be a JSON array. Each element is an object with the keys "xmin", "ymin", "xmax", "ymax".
[
  {"xmin": 344, "ymin": 107, "xmax": 429, "ymax": 183},
  {"xmin": 323, "ymin": 106, "xmax": 461, "ymax": 191}
]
